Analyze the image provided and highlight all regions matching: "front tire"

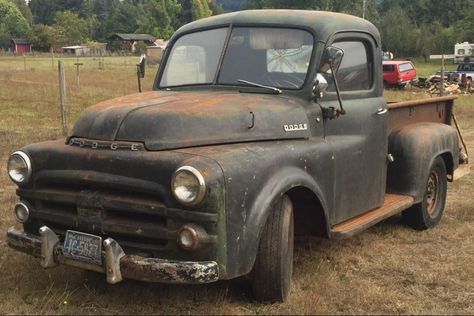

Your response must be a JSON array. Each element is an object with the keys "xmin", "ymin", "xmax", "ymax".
[
  {"xmin": 403, "ymin": 157, "xmax": 447, "ymax": 230},
  {"xmin": 251, "ymin": 195, "xmax": 294, "ymax": 302}
]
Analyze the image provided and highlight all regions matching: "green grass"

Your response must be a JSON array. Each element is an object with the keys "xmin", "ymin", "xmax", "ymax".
[{"xmin": 0, "ymin": 55, "xmax": 473, "ymax": 315}]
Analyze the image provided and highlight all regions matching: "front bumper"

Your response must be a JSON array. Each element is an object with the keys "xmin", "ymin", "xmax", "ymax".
[{"xmin": 7, "ymin": 226, "xmax": 219, "ymax": 284}]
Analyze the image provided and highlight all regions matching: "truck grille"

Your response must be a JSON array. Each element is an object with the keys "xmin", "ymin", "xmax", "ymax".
[{"xmin": 18, "ymin": 176, "xmax": 218, "ymax": 254}]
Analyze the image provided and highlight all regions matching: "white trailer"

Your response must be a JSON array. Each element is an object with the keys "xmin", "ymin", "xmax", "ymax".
[{"xmin": 454, "ymin": 42, "xmax": 474, "ymax": 63}]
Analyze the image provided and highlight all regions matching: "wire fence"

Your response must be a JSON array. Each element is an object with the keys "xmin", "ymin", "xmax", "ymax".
[{"xmin": 0, "ymin": 53, "xmax": 156, "ymax": 73}]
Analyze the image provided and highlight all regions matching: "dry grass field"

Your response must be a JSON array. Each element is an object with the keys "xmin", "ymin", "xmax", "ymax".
[{"xmin": 0, "ymin": 55, "xmax": 472, "ymax": 314}]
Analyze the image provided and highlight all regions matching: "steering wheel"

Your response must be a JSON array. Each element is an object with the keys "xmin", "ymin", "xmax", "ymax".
[{"xmin": 261, "ymin": 73, "xmax": 304, "ymax": 89}]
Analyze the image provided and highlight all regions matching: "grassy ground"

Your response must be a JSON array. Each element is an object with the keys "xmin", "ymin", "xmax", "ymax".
[{"xmin": 0, "ymin": 56, "xmax": 472, "ymax": 314}]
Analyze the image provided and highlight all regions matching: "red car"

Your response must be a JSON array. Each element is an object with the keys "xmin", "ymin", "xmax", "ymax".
[{"xmin": 382, "ymin": 60, "xmax": 417, "ymax": 87}]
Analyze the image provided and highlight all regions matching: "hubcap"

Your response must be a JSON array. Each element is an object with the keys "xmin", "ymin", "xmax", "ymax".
[{"xmin": 426, "ymin": 170, "xmax": 439, "ymax": 215}]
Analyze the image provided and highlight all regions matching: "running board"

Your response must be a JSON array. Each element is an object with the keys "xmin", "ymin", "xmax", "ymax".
[{"xmin": 330, "ymin": 194, "xmax": 414, "ymax": 239}]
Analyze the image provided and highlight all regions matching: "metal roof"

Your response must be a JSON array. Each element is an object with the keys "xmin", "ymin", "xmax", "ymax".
[
  {"xmin": 112, "ymin": 33, "xmax": 156, "ymax": 41},
  {"xmin": 174, "ymin": 9, "xmax": 380, "ymax": 44},
  {"xmin": 11, "ymin": 38, "xmax": 31, "ymax": 45}
]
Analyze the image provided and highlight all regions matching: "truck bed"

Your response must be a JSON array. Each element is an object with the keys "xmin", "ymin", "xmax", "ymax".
[{"xmin": 387, "ymin": 95, "xmax": 456, "ymax": 133}]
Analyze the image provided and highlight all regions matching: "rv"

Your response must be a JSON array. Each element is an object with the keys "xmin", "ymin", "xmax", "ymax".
[{"xmin": 454, "ymin": 42, "xmax": 474, "ymax": 63}]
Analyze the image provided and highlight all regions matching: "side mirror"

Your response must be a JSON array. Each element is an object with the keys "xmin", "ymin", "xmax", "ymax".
[
  {"xmin": 138, "ymin": 54, "xmax": 146, "ymax": 78},
  {"xmin": 312, "ymin": 73, "xmax": 328, "ymax": 100},
  {"xmin": 319, "ymin": 46, "xmax": 344, "ymax": 74}
]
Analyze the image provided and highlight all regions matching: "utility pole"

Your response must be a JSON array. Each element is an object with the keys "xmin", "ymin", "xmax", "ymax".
[{"xmin": 362, "ymin": 0, "xmax": 367, "ymax": 20}]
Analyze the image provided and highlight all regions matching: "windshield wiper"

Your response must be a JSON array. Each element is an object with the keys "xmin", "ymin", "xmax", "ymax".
[{"xmin": 237, "ymin": 79, "xmax": 282, "ymax": 94}]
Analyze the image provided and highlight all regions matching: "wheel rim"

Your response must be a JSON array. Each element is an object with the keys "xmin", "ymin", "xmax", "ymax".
[{"xmin": 426, "ymin": 170, "xmax": 439, "ymax": 215}]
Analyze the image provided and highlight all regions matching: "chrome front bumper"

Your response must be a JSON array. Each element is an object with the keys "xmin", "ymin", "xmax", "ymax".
[{"xmin": 7, "ymin": 226, "xmax": 219, "ymax": 284}]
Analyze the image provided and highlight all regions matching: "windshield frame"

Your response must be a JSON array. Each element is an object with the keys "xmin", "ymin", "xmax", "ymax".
[{"xmin": 155, "ymin": 24, "xmax": 316, "ymax": 92}]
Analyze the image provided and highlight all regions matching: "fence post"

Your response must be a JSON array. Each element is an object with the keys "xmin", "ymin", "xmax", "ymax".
[
  {"xmin": 51, "ymin": 48, "xmax": 54, "ymax": 70},
  {"xmin": 74, "ymin": 57, "xmax": 83, "ymax": 89},
  {"xmin": 440, "ymin": 54, "xmax": 445, "ymax": 96},
  {"xmin": 58, "ymin": 61, "xmax": 68, "ymax": 136}
]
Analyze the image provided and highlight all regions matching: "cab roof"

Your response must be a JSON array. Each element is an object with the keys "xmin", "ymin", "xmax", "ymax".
[{"xmin": 174, "ymin": 9, "xmax": 380, "ymax": 44}]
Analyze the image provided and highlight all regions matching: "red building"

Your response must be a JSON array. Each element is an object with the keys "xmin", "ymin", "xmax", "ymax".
[{"xmin": 11, "ymin": 38, "xmax": 32, "ymax": 53}]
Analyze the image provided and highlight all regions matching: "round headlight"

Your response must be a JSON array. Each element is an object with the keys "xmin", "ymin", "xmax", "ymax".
[
  {"xmin": 178, "ymin": 226, "xmax": 198, "ymax": 250},
  {"xmin": 171, "ymin": 166, "xmax": 206, "ymax": 206},
  {"xmin": 7, "ymin": 151, "xmax": 32, "ymax": 184}
]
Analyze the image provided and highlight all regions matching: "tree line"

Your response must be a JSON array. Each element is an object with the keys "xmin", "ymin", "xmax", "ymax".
[{"xmin": 1, "ymin": 0, "xmax": 473, "ymax": 57}]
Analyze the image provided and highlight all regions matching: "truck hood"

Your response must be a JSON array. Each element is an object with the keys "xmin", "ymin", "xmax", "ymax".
[{"xmin": 69, "ymin": 90, "xmax": 310, "ymax": 150}]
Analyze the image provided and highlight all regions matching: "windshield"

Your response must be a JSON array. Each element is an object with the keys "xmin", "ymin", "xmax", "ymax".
[
  {"xmin": 458, "ymin": 63, "xmax": 474, "ymax": 71},
  {"xmin": 160, "ymin": 27, "xmax": 314, "ymax": 90}
]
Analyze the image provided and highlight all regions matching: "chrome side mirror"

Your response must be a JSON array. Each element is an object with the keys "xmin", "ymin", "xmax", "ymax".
[
  {"xmin": 312, "ymin": 73, "xmax": 328, "ymax": 99},
  {"xmin": 319, "ymin": 46, "xmax": 344, "ymax": 74}
]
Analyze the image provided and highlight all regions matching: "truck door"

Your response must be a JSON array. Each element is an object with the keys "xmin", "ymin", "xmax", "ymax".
[{"xmin": 322, "ymin": 34, "xmax": 388, "ymax": 225}]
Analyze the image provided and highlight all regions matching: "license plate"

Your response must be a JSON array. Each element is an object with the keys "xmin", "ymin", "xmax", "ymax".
[{"xmin": 63, "ymin": 230, "xmax": 102, "ymax": 265}]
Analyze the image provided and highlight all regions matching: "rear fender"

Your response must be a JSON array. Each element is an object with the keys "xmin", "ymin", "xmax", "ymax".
[{"xmin": 387, "ymin": 122, "xmax": 459, "ymax": 203}]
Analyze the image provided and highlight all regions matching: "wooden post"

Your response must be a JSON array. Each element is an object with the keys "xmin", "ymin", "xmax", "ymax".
[
  {"xmin": 362, "ymin": 0, "xmax": 366, "ymax": 19},
  {"xmin": 74, "ymin": 60, "xmax": 83, "ymax": 89},
  {"xmin": 58, "ymin": 61, "xmax": 68, "ymax": 136},
  {"xmin": 99, "ymin": 51, "xmax": 104, "ymax": 69},
  {"xmin": 51, "ymin": 48, "xmax": 54, "ymax": 70},
  {"xmin": 440, "ymin": 54, "xmax": 445, "ymax": 96},
  {"xmin": 136, "ymin": 64, "xmax": 142, "ymax": 93},
  {"xmin": 23, "ymin": 54, "xmax": 26, "ymax": 71}
]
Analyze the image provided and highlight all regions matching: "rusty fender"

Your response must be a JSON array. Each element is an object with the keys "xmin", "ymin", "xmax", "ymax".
[
  {"xmin": 188, "ymin": 140, "xmax": 335, "ymax": 278},
  {"xmin": 387, "ymin": 122, "xmax": 459, "ymax": 202}
]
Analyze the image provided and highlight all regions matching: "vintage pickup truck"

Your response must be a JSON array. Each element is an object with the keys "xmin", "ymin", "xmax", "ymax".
[{"xmin": 6, "ymin": 10, "xmax": 469, "ymax": 302}]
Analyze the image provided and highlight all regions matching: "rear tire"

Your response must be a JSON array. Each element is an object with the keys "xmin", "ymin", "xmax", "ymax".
[
  {"xmin": 251, "ymin": 195, "xmax": 294, "ymax": 302},
  {"xmin": 403, "ymin": 157, "xmax": 447, "ymax": 230}
]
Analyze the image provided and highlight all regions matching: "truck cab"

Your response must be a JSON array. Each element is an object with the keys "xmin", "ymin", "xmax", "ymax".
[{"xmin": 6, "ymin": 10, "xmax": 465, "ymax": 302}]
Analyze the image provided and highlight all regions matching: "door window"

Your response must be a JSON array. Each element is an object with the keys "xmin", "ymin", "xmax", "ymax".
[{"xmin": 329, "ymin": 41, "xmax": 372, "ymax": 91}]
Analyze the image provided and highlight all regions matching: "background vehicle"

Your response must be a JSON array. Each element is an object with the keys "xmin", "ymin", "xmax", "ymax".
[
  {"xmin": 6, "ymin": 10, "xmax": 468, "ymax": 303},
  {"xmin": 383, "ymin": 60, "xmax": 417, "ymax": 87},
  {"xmin": 429, "ymin": 62, "xmax": 474, "ymax": 87},
  {"xmin": 454, "ymin": 42, "xmax": 474, "ymax": 63}
]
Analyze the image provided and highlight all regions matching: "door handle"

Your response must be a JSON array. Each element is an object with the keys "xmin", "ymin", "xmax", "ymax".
[{"xmin": 376, "ymin": 108, "xmax": 388, "ymax": 115}]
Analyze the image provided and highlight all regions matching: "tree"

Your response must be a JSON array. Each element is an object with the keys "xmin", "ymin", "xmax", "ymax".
[
  {"xmin": 9, "ymin": 0, "xmax": 32, "ymax": 24},
  {"xmin": 377, "ymin": 5, "xmax": 418, "ymax": 57},
  {"xmin": 27, "ymin": 23, "xmax": 55, "ymax": 50},
  {"xmin": 191, "ymin": 0, "xmax": 212, "ymax": 20},
  {"xmin": 178, "ymin": 0, "xmax": 213, "ymax": 25},
  {"xmin": 104, "ymin": 0, "xmax": 139, "ymax": 38},
  {"xmin": 217, "ymin": 0, "xmax": 246, "ymax": 11},
  {"xmin": 136, "ymin": 0, "xmax": 182, "ymax": 39},
  {"xmin": 454, "ymin": 6, "xmax": 474, "ymax": 42},
  {"xmin": 246, "ymin": 0, "xmax": 379, "ymax": 22},
  {"xmin": 380, "ymin": 0, "xmax": 473, "ymax": 28},
  {"xmin": 29, "ymin": 0, "xmax": 87, "ymax": 25},
  {"xmin": 54, "ymin": 10, "xmax": 89, "ymax": 45},
  {"xmin": 0, "ymin": 0, "xmax": 29, "ymax": 49},
  {"xmin": 208, "ymin": 0, "xmax": 224, "ymax": 15}
]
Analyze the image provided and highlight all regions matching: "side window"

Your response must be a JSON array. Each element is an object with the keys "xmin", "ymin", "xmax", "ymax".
[
  {"xmin": 383, "ymin": 65, "xmax": 394, "ymax": 72},
  {"xmin": 330, "ymin": 41, "xmax": 372, "ymax": 91}
]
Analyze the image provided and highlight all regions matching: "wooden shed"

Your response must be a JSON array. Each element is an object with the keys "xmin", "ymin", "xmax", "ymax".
[
  {"xmin": 11, "ymin": 38, "xmax": 32, "ymax": 53},
  {"xmin": 109, "ymin": 33, "xmax": 156, "ymax": 53}
]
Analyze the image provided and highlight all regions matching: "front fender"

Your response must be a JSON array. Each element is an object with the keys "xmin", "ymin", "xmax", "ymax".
[
  {"xmin": 387, "ymin": 122, "xmax": 459, "ymax": 203},
  {"xmin": 239, "ymin": 166, "xmax": 328, "ymax": 276}
]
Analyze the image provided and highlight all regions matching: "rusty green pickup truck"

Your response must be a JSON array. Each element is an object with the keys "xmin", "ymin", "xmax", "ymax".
[{"xmin": 6, "ymin": 10, "xmax": 469, "ymax": 302}]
